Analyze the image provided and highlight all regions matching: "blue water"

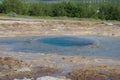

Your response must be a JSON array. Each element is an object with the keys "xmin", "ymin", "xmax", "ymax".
[
  {"xmin": 40, "ymin": 37, "xmax": 95, "ymax": 47},
  {"xmin": 0, "ymin": 36, "xmax": 119, "ymax": 59}
]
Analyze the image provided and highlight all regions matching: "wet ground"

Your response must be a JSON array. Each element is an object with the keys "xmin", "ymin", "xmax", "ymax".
[{"xmin": 0, "ymin": 36, "xmax": 119, "ymax": 59}]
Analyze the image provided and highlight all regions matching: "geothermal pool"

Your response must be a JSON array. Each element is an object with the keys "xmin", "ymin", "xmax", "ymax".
[
  {"xmin": 40, "ymin": 36, "xmax": 95, "ymax": 47},
  {"xmin": 0, "ymin": 36, "xmax": 120, "ymax": 59}
]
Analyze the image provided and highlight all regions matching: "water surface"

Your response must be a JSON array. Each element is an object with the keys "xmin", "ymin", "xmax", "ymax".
[
  {"xmin": 40, "ymin": 36, "xmax": 95, "ymax": 46},
  {"xmin": 0, "ymin": 36, "xmax": 119, "ymax": 59}
]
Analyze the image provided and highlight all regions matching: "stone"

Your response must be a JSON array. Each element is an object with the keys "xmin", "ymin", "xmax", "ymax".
[
  {"xmin": 14, "ymin": 67, "xmax": 31, "ymax": 72},
  {"xmin": 14, "ymin": 77, "xmax": 31, "ymax": 80},
  {"xmin": 106, "ymin": 22, "xmax": 113, "ymax": 26},
  {"xmin": 14, "ymin": 76, "xmax": 71, "ymax": 80},
  {"xmin": 36, "ymin": 76, "xmax": 71, "ymax": 80}
]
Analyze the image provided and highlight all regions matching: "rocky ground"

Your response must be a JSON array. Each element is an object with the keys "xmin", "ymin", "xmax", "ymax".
[
  {"xmin": 0, "ymin": 18, "xmax": 120, "ymax": 37},
  {"xmin": 0, "ymin": 18, "xmax": 120, "ymax": 80},
  {"xmin": 0, "ymin": 54, "xmax": 119, "ymax": 80}
]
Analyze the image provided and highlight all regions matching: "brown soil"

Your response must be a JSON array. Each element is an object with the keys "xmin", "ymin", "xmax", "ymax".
[
  {"xmin": 67, "ymin": 68, "xmax": 120, "ymax": 80},
  {"xmin": 0, "ymin": 57, "xmax": 33, "ymax": 80},
  {"xmin": 0, "ymin": 57, "xmax": 63, "ymax": 80},
  {"xmin": 0, "ymin": 18, "xmax": 120, "ymax": 37}
]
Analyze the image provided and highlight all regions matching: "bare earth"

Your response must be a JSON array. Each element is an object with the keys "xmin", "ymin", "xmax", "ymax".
[
  {"xmin": 0, "ymin": 18, "xmax": 120, "ymax": 37},
  {"xmin": 0, "ymin": 18, "xmax": 120, "ymax": 80}
]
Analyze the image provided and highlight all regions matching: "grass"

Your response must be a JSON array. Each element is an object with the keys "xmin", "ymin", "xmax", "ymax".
[
  {"xmin": 17, "ymin": 16, "xmax": 104, "ymax": 22},
  {"xmin": 0, "ymin": 13, "xmax": 120, "ymax": 23}
]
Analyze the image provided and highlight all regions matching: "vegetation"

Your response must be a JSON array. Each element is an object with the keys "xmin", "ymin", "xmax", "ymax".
[
  {"xmin": 0, "ymin": 0, "xmax": 120, "ymax": 21},
  {"xmin": 67, "ymin": 69, "xmax": 120, "ymax": 80},
  {"xmin": 98, "ymin": 4, "xmax": 120, "ymax": 20}
]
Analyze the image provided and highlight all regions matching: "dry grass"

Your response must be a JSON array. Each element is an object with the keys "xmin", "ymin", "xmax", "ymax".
[
  {"xmin": 34, "ymin": 66, "xmax": 62, "ymax": 76},
  {"xmin": 66, "ymin": 66, "xmax": 120, "ymax": 80}
]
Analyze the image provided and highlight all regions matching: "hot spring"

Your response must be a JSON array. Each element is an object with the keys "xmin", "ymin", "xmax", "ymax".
[
  {"xmin": 0, "ymin": 36, "xmax": 119, "ymax": 59},
  {"xmin": 40, "ymin": 37, "xmax": 95, "ymax": 47}
]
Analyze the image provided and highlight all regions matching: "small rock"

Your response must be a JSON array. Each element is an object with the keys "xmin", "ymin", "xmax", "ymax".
[
  {"xmin": 36, "ymin": 76, "xmax": 71, "ymax": 80},
  {"xmin": 101, "ymin": 22, "xmax": 113, "ymax": 26},
  {"xmin": 14, "ymin": 67, "xmax": 31, "ymax": 72},
  {"xmin": 106, "ymin": 22, "xmax": 113, "ymax": 26},
  {"xmin": 14, "ymin": 77, "xmax": 31, "ymax": 80}
]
